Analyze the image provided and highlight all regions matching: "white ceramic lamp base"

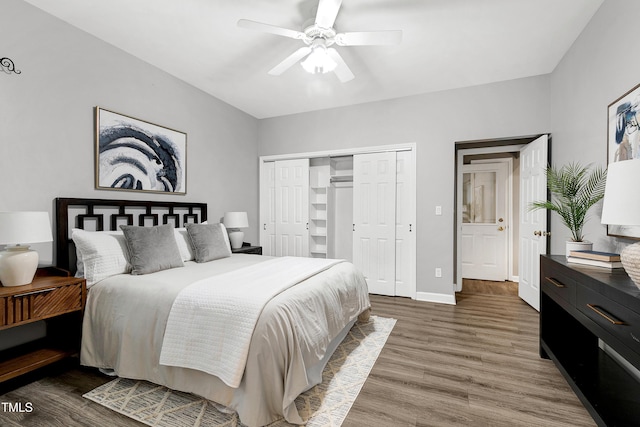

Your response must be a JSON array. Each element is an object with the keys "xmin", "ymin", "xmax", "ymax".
[
  {"xmin": 228, "ymin": 230, "xmax": 245, "ymax": 250},
  {"xmin": 0, "ymin": 246, "xmax": 39, "ymax": 287},
  {"xmin": 621, "ymin": 242, "xmax": 640, "ymax": 288}
]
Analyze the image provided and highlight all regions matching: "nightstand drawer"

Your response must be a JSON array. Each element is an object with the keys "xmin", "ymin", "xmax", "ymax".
[
  {"xmin": 1, "ymin": 281, "xmax": 83, "ymax": 328},
  {"xmin": 577, "ymin": 285, "xmax": 640, "ymax": 352}
]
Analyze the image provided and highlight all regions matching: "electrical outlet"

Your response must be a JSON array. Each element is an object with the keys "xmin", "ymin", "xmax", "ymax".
[
  {"xmin": 435, "ymin": 267, "xmax": 442, "ymax": 278},
  {"xmin": 435, "ymin": 205, "xmax": 442, "ymax": 215}
]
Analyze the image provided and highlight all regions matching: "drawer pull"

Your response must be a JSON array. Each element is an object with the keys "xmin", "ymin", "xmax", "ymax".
[
  {"xmin": 545, "ymin": 277, "xmax": 566, "ymax": 288},
  {"xmin": 13, "ymin": 288, "xmax": 56, "ymax": 298},
  {"xmin": 586, "ymin": 304, "xmax": 626, "ymax": 325}
]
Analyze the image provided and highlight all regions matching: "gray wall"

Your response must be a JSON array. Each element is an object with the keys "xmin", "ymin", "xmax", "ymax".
[
  {"xmin": 550, "ymin": 0, "xmax": 640, "ymax": 254},
  {"xmin": 3, "ymin": 0, "xmax": 638, "ymax": 305},
  {"xmin": 1, "ymin": 0, "xmax": 261, "ymax": 266},
  {"xmin": 1, "ymin": 0, "xmax": 259, "ymax": 349},
  {"xmin": 258, "ymin": 76, "xmax": 551, "ymax": 298}
]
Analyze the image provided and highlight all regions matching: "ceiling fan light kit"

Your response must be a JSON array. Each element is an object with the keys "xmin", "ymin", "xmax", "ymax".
[
  {"xmin": 238, "ymin": 0, "xmax": 401, "ymax": 83},
  {"xmin": 301, "ymin": 42, "xmax": 337, "ymax": 74}
]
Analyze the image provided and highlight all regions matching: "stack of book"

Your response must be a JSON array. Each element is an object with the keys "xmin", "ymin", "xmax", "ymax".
[{"xmin": 567, "ymin": 250, "xmax": 623, "ymax": 269}]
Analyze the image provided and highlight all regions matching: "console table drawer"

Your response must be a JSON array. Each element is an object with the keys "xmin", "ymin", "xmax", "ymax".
[
  {"xmin": 577, "ymin": 285, "xmax": 640, "ymax": 352},
  {"xmin": 540, "ymin": 258, "xmax": 576, "ymax": 306}
]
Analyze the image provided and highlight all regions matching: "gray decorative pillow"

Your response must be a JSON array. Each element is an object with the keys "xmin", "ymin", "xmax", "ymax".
[
  {"xmin": 120, "ymin": 224, "xmax": 184, "ymax": 275},
  {"xmin": 185, "ymin": 223, "xmax": 232, "ymax": 263}
]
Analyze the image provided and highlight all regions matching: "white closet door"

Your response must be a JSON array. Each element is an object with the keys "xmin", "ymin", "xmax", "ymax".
[
  {"xmin": 275, "ymin": 159, "xmax": 309, "ymax": 257},
  {"xmin": 353, "ymin": 152, "xmax": 396, "ymax": 295},
  {"xmin": 395, "ymin": 150, "xmax": 415, "ymax": 298},
  {"xmin": 259, "ymin": 162, "xmax": 276, "ymax": 256}
]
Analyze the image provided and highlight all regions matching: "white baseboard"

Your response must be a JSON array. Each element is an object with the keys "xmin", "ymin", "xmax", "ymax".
[{"xmin": 416, "ymin": 291, "xmax": 456, "ymax": 305}]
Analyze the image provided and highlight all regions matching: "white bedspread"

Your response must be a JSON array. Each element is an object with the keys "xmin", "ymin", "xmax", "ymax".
[{"xmin": 159, "ymin": 257, "xmax": 341, "ymax": 387}]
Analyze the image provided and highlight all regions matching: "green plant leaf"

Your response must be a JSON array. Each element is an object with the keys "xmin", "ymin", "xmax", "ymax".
[{"xmin": 529, "ymin": 162, "xmax": 607, "ymax": 242}]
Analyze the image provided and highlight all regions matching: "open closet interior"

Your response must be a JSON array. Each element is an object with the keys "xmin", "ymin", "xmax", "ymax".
[{"xmin": 259, "ymin": 145, "xmax": 416, "ymax": 297}]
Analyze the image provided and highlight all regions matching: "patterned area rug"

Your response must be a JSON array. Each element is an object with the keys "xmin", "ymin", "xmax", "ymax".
[{"xmin": 83, "ymin": 316, "xmax": 395, "ymax": 427}]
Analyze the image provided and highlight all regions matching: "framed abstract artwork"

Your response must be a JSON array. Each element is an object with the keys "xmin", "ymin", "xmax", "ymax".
[
  {"xmin": 95, "ymin": 107, "xmax": 187, "ymax": 194},
  {"xmin": 607, "ymin": 83, "xmax": 640, "ymax": 238}
]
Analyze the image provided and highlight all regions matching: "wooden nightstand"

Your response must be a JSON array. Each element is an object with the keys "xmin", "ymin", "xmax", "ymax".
[
  {"xmin": 232, "ymin": 244, "xmax": 263, "ymax": 255},
  {"xmin": 0, "ymin": 267, "xmax": 86, "ymax": 383}
]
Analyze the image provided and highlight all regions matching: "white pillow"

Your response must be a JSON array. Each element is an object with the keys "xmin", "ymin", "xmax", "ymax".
[
  {"xmin": 219, "ymin": 223, "xmax": 232, "ymax": 252},
  {"xmin": 71, "ymin": 229, "xmax": 131, "ymax": 287},
  {"xmin": 174, "ymin": 228, "xmax": 195, "ymax": 261}
]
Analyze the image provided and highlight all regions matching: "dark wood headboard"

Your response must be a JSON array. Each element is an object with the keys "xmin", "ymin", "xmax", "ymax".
[{"xmin": 55, "ymin": 197, "xmax": 207, "ymax": 272}]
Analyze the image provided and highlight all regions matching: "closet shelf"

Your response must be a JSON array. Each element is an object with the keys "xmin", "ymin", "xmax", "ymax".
[{"xmin": 330, "ymin": 175, "xmax": 353, "ymax": 183}]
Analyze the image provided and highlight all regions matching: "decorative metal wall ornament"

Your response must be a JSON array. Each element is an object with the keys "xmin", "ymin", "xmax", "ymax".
[{"xmin": 0, "ymin": 57, "xmax": 21, "ymax": 74}]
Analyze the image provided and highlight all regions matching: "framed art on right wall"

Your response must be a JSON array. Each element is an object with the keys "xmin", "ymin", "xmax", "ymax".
[{"xmin": 607, "ymin": 82, "xmax": 640, "ymax": 239}]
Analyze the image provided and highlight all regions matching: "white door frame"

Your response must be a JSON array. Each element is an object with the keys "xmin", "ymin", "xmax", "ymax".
[
  {"xmin": 455, "ymin": 144, "xmax": 525, "ymax": 291},
  {"xmin": 259, "ymin": 142, "xmax": 416, "ymax": 299},
  {"xmin": 459, "ymin": 160, "xmax": 510, "ymax": 282}
]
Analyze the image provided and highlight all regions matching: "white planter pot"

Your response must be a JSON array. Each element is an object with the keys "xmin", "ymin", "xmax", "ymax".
[{"xmin": 566, "ymin": 241, "xmax": 593, "ymax": 257}]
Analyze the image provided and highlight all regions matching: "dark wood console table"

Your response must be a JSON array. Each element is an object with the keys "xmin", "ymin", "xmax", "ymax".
[{"xmin": 541, "ymin": 255, "xmax": 640, "ymax": 426}]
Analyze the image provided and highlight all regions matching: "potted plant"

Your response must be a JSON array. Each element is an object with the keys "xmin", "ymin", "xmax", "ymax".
[{"xmin": 530, "ymin": 162, "xmax": 607, "ymax": 256}]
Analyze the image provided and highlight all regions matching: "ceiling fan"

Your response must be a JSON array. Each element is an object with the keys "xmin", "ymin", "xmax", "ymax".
[{"xmin": 238, "ymin": 0, "xmax": 402, "ymax": 83}]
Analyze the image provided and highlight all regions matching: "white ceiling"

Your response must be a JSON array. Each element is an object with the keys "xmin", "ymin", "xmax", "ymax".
[{"xmin": 23, "ymin": 0, "xmax": 603, "ymax": 119}]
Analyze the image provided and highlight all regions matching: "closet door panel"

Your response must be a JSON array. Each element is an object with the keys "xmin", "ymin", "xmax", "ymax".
[
  {"xmin": 353, "ymin": 152, "xmax": 396, "ymax": 295},
  {"xmin": 395, "ymin": 150, "xmax": 416, "ymax": 297},
  {"xmin": 260, "ymin": 162, "xmax": 276, "ymax": 256},
  {"xmin": 275, "ymin": 159, "xmax": 309, "ymax": 257}
]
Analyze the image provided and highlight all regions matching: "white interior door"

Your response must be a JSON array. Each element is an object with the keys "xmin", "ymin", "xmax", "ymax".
[
  {"xmin": 460, "ymin": 162, "xmax": 509, "ymax": 281},
  {"xmin": 259, "ymin": 161, "xmax": 276, "ymax": 256},
  {"xmin": 395, "ymin": 150, "xmax": 416, "ymax": 298},
  {"xmin": 518, "ymin": 135, "xmax": 549, "ymax": 311},
  {"xmin": 353, "ymin": 152, "xmax": 396, "ymax": 295},
  {"xmin": 275, "ymin": 159, "xmax": 309, "ymax": 257}
]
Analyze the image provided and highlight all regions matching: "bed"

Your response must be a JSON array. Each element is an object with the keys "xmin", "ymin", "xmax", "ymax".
[{"xmin": 55, "ymin": 198, "xmax": 371, "ymax": 427}]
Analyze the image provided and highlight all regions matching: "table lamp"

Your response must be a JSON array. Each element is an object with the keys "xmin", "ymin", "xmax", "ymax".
[
  {"xmin": 223, "ymin": 212, "xmax": 249, "ymax": 250},
  {"xmin": 601, "ymin": 159, "xmax": 640, "ymax": 286},
  {"xmin": 0, "ymin": 212, "xmax": 53, "ymax": 287}
]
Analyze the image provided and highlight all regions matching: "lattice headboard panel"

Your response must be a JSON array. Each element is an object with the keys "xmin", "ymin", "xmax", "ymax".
[{"xmin": 55, "ymin": 197, "xmax": 207, "ymax": 272}]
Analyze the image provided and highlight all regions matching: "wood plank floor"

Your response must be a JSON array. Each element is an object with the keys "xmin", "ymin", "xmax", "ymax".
[{"xmin": 0, "ymin": 292, "xmax": 596, "ymax": 427}]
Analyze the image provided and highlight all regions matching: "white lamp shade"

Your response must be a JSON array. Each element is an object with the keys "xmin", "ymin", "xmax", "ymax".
[
  {"xmin": 0, "ymin": 212, "xmax": 53, "ymax": 245},
  {"xmin": 223, "ymin": 212, "xmax": 249, "ymax": 229},
  {"xmin": 601, "ymin": 160, "xmax": 640, "ymax": 225}
]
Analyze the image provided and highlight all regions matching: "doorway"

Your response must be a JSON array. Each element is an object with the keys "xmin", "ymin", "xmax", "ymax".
[{"xmin": 454, "ymin": 135, "xmax": 550, "ymax": 303}]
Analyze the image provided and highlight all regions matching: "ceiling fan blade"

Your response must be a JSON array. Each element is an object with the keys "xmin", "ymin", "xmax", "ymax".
[
  {"xmin": 327, "ymin": 48, "xmax": 354, "ymax": 83},
  {"xmin": 237, "ymin": 19, "xmax": 305, "ymax": 40},
  {"xmin": 335, "ymin": 30, "xmax": 403, "ymax": 46},
  {"xmin": 268, "ymin": 47, "xmax": 312, "ymax": 76},
  {"xmin": 315, "ymin": 0, "xmax": 342, "ymax": 29}
]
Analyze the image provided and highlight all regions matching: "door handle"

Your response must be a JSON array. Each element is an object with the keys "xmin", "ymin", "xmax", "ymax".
[
  {"xmin": 534, "ymin": 230, "xmax": 541, "ymax": 236},
  {"xmin": 542, "ymin": 231, "xmax": 551, "ymax": 237},
  {"xmin": 498, "ymin": 226, "xmax": 504, "ymax": 231}
]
